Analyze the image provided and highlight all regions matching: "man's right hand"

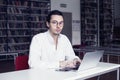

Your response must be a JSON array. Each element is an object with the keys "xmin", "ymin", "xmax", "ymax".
[{"xmin": 59, "ymin": 60, "xmax": 76, "ymax": 68}]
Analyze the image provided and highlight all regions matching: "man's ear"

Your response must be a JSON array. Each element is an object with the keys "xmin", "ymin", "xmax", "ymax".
[{"xmin": 46, "ymin": 22, "xmax": 50, "ymax": 28}]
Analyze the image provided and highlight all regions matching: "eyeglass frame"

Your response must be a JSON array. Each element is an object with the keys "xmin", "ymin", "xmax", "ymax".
[{"xmin": 50, "ymin": 20, "xmax": 64, "ymax": 26}]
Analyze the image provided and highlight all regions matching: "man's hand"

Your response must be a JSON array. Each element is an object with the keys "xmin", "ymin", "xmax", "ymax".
[
  {"xmin": 73, "ymin": 58, "xmax": 81, "ymax": 66},
  {"xmin": 59, "ymin": 60, "xmax": 75, "ymax": 68},
  {"xmin": 59, "ymin": 58, "xmax": 81, "ymax": 68},
  {"xmin": 73, "ymin": 58, "xmax": 81, "ymax": 69}
]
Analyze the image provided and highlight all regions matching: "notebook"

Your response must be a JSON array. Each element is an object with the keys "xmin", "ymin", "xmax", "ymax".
[{"xmin": 56, "ymin": 50, "xmax": 104, "ymax": 71}]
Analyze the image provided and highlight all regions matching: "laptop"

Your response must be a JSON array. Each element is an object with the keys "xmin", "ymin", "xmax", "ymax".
[
  {"xmin": 77, "ymin": 50, "xmax": 104, "ymax": 71},
  {"xmin": 56, "ymin": 50, "xmax": 104, "ymax": 71}
]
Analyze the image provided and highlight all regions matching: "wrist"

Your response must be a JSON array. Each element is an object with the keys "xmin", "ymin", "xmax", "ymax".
[{"xmin": 59, "ymin": 61, "xmax": 66, "ymax": 68}]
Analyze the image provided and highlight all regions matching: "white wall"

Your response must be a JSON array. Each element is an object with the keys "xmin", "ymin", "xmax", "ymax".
[{"xmin": 51, "ymin": 0, "xmax": 81, "ymax": 45}]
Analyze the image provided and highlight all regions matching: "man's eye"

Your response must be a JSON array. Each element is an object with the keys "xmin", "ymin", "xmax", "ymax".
[
  {"xmin": 52, "ymin": 21, "xmax": 57, "ymax": 24},
  {"xmin": 59, "ymin": 22, "xmax": 63, "ymax": 24}
]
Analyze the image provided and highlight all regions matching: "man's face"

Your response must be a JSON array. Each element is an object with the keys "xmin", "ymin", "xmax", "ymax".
[{"xmin": 47, "ymin": 15, "xmax": 64, "ymax": 35}]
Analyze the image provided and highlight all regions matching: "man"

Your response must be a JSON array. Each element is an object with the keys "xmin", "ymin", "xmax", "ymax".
[{"xmin": 28, "ymin": 10, "xmax": 81, "ymax": 69}]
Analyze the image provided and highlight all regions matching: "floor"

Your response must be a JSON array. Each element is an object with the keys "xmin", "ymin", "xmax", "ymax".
[{"xmin": 0, "ymin": 60, "xmax": 118, "ymax": 80}]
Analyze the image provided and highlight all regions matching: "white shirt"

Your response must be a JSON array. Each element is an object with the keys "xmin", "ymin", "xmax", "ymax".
[{"xmin": 28, "ymin": 30, "xmax": 78, "ymax": 69}]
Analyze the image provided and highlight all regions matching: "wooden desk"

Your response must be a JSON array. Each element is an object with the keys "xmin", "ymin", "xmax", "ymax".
[{"xmin": 0, "ymin": 62, "xmax": 120, "ymax": 80}]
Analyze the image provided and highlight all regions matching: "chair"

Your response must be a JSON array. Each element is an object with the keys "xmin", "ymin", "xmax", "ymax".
[{"xmin": 15, "ymin": 55, "xmax": 29, "ymax": 70}]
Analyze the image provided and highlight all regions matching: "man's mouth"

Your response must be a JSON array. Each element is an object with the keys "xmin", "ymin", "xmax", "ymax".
[{"xmin": 56, "ymin": 29, "xmax": 61, "ymax": 32}]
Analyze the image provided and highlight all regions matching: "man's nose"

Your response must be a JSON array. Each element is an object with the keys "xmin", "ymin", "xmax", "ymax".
[{"xmin": 56, "ymin": 23, "xmax": 61, "ymax": 28}]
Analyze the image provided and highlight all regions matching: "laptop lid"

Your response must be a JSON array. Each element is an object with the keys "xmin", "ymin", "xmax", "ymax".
[{"xmin": 77, "ymin": 50, "xmax": 104, "ymax": 71}]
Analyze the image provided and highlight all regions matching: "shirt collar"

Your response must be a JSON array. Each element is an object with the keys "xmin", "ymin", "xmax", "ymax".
[{"xmin": 46, "ymin": 30, "xmax": 61, "ymax": 44}]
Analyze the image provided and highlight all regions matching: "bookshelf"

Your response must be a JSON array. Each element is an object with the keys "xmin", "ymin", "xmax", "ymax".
[
  {"xmin": 99, "ymin": 0, "xmax": 114, "ymax": 47},
  {"xmin": 0, "ymin": 0, "xmax": 7, "ymax": 53},
  {"xmin": 30, "ymin": 0, "xmax": 50, "ymax": 36},
  {"xmin": 7, "ymin": 0, "xmax": 30, "ymax": 54},
  {"xmin": 111, "ymin": 26, "xmax": 120, "ymax": 48},
  {"xmin": 0, "ymin": 0, "xmax": 50, "ymax": 56},
  {"xmin": 80, "ymin": 0, "xmax": 114, "ymax": 47},
  {"xmin": 80, "ymin": 0, "xmax": 98, "ymax": 46}
]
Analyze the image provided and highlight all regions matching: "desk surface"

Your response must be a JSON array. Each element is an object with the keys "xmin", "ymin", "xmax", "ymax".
[{"xmin": 0, "ymin": 62, "xmax": 120, "ymax": 80}]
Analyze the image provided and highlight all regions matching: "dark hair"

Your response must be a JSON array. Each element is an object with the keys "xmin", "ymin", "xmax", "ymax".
[{"xmin": 46, "ymin": 10, "xmax": 64, "ymax": 23}]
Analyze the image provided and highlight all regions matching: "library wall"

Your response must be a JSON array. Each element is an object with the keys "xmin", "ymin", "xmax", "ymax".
[
  {"xmin": 0, "ymin": 0, "xmax": 50, "ymax": 55},
  {"xmin": 51, "ymin": 0, "xmax": 81, "ymax": 45}
]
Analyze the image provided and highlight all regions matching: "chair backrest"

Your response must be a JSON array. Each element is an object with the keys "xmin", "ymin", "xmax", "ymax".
[{"xmin": 15, "ymin": 55, "xmax": 29, "ymax": 70}]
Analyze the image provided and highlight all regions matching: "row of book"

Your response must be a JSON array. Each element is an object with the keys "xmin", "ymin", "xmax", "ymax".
[
  {"xmin": 0, "ymin": 6, "xmax": 7, "ymax": 13},
  {"xmin": 84, "ymin": 30, "xmax": 97, "ymax": 34},
  {"xmin": 7, "ymin": 7, "xmax": 29, "ymax": 14},
  {"xmin": 0, "ymin": 5, "xmax": 49, "ymax": 14},
  {"xmin": 0, "ymin": 28, "xmax": 47, "ymax": 37},
  {"xmin": 0, "ymin": 30, "xmax": 7, "ymax": 36},
  {"xmin": 30, "ymin": 16, "xmax": 46, "ymax": 21},
  {"xmin": 0, "ymin": 46, "xmax": 7, "ymax": 52},
  {"xmin": 0, "ymin": 14, "xmax": 47, "ymax": 21},
  {"xmin": 31, "ymin": 2, "xmax": 50, "ymax": 8},
  {"xmin": 8, "ymin": 22, "xmax": 46, "ymax": 28},
  {"xmin": 6, "ymin": 0, "xmax": 50, "ymax": 8},
  {"xmin": 7, "ymin": 30, "xmax": 31, "ymax": 36},
  {"xmin": 30, "ymin": 28, "xmax": 47, "ymax": 36},
  {"xmin": 30, "ymin": 9, "xmax": 49, "ymax": 14},
  {"xmin": 0, "ymin": 22, "xmax": 7, "ymax": 28},
  {"xmin": 82, "ymin": 33, "xmax": 96, "ymax": 38},
  {"xmin": 8, "ymin": 15, "xmax": 24, "ymax": 20},
  {"xmin": 7, "ymin": 0, "xmax": 29, "ymax": 6},
  {"xmin": 30, "ymin": 22, "xmax": 43, "ymax": 28},
  {"xmin": 8, "ymin": 22, "xmax": 30, "ymax": 28},
  {"xmin": 9, "ymin": 44, "xmax": 29, "ymax": 51},
  {"xmin": 85, "ymin": 18, "xmax": 97, "ymax": 24},
  {"xmin": 1, "ymin": 16, "xmax": 47, "ymax": 22},
  {"xmin": 0, "ymin": 38, "xmax": 7, "ymax": 43},
  {"xmin": 0, "ymin": 13, "xmax": 7, "ymax": 20},
  {"xmin": 8, "ymin": 37, "xmax": 30, "ymax": 44},
  {"xmin": 0, "ymin": 22, "xmax": 47, "ymax": 29},
  {"xmin": 0, "ymin": 0, "xmax": 6, "ymax": 5},
  {"xmin": 7, "ymin": 37, "xmax": 31, "ymax": 43},
  {"xmin": 84, "ymin": 13, "xmax": 97, "ymax": 18},
  {"xmin": 85, "ymin": 24, "xmax": 97, "ymax": 29},
  {"xmin": 81, "ymin": 40, "xmax": 97, "ymax": 46},
  {"xmin": 1, "ymin": 44, "xmax": 30, "ymax": 52},
  {"xmin": 0, "ymin": 37, "xmax": 30, "ymax": 44},
  {"xmin": 31, "ymin": 0, "xmax": 50, "ymax": 1}
]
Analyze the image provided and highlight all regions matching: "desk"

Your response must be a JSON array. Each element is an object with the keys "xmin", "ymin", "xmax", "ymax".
[{"xmin": 0, "ymin": 62, "xmax": 120, "ymax": 80}]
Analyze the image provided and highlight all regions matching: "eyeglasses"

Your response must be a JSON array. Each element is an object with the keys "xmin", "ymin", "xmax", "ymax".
[{"xmin": 50, "ymin": 20, "xmax": 64, "ymax": 26}]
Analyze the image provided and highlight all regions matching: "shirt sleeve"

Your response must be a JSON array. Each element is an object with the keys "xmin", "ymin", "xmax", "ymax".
[
  {"xmin": 28, "ymin": 35, "xmax": 59, "ymax": 69},
  {"xmin": 64, "ymin": 36, "xmax": 79, "ymax": 61}
]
